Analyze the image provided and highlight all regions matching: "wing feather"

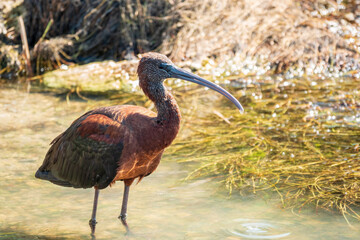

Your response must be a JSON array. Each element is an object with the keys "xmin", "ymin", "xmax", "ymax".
[{"xmin": 36, "ymin": 111, "xmax": 124, "ymax": 189}]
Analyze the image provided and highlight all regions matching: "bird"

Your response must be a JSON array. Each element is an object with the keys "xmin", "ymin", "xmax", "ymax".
[{"xmin": 35, "ymin": 52, "xmax": 244, "ymax": 236}]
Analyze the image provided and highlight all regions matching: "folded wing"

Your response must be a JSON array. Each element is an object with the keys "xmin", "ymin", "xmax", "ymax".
[{"xmin": 36, "ymin": 111, "xmax": 124, "ymax": 189}]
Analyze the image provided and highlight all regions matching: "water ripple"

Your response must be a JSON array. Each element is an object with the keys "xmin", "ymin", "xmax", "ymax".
[{"xmin": 227, "ymin": 218, "xmax": 291, "ymax": 239}]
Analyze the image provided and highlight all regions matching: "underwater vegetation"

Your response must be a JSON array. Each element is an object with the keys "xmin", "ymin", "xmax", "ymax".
[{"xmin": 167, "ymin": 75, "xmax": 360, "ymax": 223}]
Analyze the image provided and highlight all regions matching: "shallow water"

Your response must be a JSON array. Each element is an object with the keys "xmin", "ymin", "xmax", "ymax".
[{"xmin": 0, "ymin": 86, "xmax": 359, "ymax": 240}]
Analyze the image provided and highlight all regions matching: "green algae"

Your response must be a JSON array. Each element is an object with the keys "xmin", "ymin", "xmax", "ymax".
[
  {"xmin": 36, "ymin": 61, "xmax": 137, "ymax": 96},
  {"xmin": 166, "ymin": 75, "xmax": 360, "ymax": 222}
]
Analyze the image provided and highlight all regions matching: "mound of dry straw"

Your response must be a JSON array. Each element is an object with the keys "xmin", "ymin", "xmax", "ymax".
[
  {"xmin": 1, "ymin": 0, "xmax": 359, "ymax": 78},
  {"xmin": 166, "ymin": 0, "xmax": 359, "ymax": 72}
]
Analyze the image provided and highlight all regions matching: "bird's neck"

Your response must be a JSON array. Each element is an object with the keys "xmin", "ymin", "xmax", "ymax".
[
  {"xmin": 154, "ymin": 91, "xmax": 181, "ymax": 126},
  {"xmin": 140, "ymin": 80, "xmax": 181, "ymax": 130},
  {"xmin": 141, "ymin": 80, "xmax": 181, "ymax": 150}
]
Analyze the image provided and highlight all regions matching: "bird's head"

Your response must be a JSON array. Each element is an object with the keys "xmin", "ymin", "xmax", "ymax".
[
  {"xmin": 137, "ymin": 52, "xmax": 174, "ymax": 83},
  {"xmin": 138, "ymin": 52, "xmax": 244, "ymax": 113}
]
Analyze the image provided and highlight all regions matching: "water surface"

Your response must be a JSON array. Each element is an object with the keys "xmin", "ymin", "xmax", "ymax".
[{"xmin": 0, "ymin": 86, "xmax": 359, "ymax": 240}]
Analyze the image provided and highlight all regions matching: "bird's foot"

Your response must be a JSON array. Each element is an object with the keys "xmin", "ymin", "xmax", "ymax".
[
  {"xmin": 89, "ymin": 219, "xmax": 97, "ymax": 237},
  {"xmin": 118, "ymin": 214, "xmax": 130, "ymax": 233}
]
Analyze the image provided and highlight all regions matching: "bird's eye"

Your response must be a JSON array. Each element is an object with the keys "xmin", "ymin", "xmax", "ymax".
[
  {"xmin": 159, "ymin": 63, "xmax": 172, "ymax": 71},
  {"xmin": 159, "ymin": 63, "xmax": 166, "ymax": 70}
]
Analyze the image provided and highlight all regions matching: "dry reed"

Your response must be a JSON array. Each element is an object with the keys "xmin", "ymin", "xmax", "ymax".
[{"xmin": 1, "ymin": 0, "xmax": 359, "ymax": 79}]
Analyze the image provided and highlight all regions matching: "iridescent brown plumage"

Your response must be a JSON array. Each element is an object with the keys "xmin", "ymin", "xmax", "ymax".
[{"xmin": 35, "ymin": 52, "xmax": 244, "ymax": 236}]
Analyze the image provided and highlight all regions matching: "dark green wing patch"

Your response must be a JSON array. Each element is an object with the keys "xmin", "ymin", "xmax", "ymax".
[{"xmin": 38, "ymin": 112, "xmax": 124, "ymax": 189}]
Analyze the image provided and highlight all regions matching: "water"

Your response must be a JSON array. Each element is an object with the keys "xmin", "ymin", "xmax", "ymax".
[{"xmin": 0, "ymin": 86, "xmax": 359, "ymax": 240}]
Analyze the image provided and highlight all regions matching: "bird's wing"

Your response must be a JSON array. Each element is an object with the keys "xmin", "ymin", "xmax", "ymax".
[{"xmin": 37, "ymin": 112, "xmax": 125, "ymax": 189}]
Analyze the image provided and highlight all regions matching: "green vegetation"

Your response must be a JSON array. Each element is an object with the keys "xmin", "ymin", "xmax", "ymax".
[
  {"xmin": 167, "ymin": 76, "xmax": 360, "ymax": 223},
  {"xmin": 37, "ymin": 61, "xmax": 135, "ymax": 95}
]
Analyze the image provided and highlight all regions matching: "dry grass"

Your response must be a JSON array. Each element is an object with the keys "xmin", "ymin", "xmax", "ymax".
[
  {"xmin": 23, "ymin": 0, "xmax": 175, "ymax": 60},
  {"xmin": 1, "ymin": 0, "xmax": 176, "ymax": 77},
  {"xmin": 31, "ymin": 37, "xmax": 73, "ymax": 74},
  {"xmin": 1, "ymin": 0, "xmax": 359, "ymax": 79},
  {"xmin": 166, "ymin": 0, "xmax": 359, "ymax": 72},
  {"xmin": 0, "ymin": 44, "xmax": 22, "ymax": 78}
]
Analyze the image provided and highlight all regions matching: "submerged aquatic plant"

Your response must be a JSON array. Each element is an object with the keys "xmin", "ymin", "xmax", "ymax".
[{"xmin": 167, "ymin": 75, "xmax": 360, "ymax": 223}]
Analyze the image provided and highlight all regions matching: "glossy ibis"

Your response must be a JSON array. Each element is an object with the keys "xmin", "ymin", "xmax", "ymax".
[{"xmin": 35, "ymin": 52, "xmax": 244, "ymax": 236}]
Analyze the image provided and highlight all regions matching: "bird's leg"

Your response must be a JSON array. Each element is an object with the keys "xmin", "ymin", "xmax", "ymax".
[
  {"xmin": 118, "ymin": 181, "xmax": 131, "ymax": 233},
  {"xmin": 89, "ymin": 188, "xmax": 100, "ymax": 237}
]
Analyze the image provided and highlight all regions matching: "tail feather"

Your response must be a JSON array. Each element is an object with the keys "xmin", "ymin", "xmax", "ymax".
[{"xmin": 35, "ymin": 170, "xmax": 73, "ymax": 187}]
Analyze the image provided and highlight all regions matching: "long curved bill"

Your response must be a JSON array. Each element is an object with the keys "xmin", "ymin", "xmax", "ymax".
[{"xmin": 168, "ymin": 66, "xmax": 244, "ymax": 113}]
